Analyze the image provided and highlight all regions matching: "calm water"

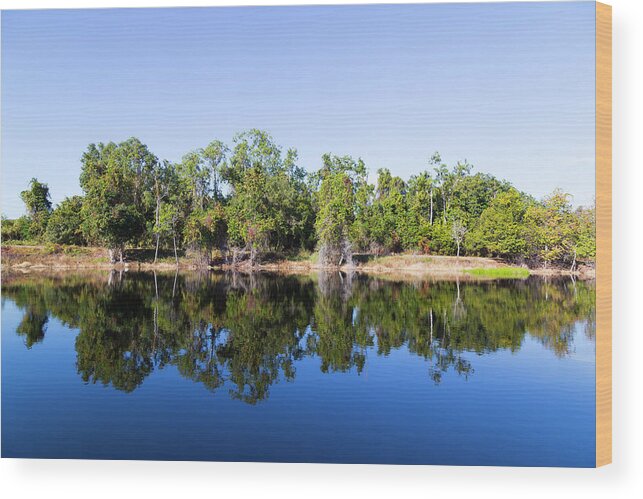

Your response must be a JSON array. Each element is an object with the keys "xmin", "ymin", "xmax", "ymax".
[{"xmin": 1, "ymin": 271, "xmax": 595, "ymax": 466}]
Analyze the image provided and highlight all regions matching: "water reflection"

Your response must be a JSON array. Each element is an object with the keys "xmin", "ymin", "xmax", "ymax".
[{"xmin": 1, "ymin": 271, "xmax": 595, "ymax": 403}]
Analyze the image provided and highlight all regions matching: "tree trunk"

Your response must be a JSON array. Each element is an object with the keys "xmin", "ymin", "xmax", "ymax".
[
  {"xmin": 250, "ymin": 244, "xmax": 257, "ymax": 268},
  {"xmin": 154, "ymin": 233, "xmax": 160, "ymax": 264},
  {"xmin": 108, "ymin": 248, "xmax": 116, "ymax": 264},
  {"xmin": 173, "ymin": 235, "xmax": 179, "ymax": 266},
  {"xmin": 456, "ymin": 241, "xmax": 460, "ymax": 258},
  {"xmin": 570, "ymin": 248, "xmax": 577, "ymax": 272},
  {"xmin": 154, "ymin": 197, "xmax": 161, "ymax": 264},
  {"xmin": 430, "ymin": 188, "xmax": 433, "ymax": 225},
  {"xmin": 221, "ymin": 243, "xmax": 229, "ymax": 264}
]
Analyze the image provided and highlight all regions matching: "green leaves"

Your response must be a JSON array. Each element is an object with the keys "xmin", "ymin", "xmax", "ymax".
[
  {"xmin": 184, "ymin": 205, "xmax": 227, "ymax": 253},
  {"xmin": 18, "ymin": 178, "xmax": 52, "ymax": 239},
  {"xmin": 79, "ymin": 139, "xmax": 158, "ymax": 257},
  {"xmin": 315, "ymin": 155, "xmax": 366, "ymax": 264},
  {"xmin": 20, "ymin": 178, "xmax": 52, "ymax": 216},
  {"xmin": 4, "ymin": 134, "xmax": 595, "ymax": 270},
  {"xmin": 225, "ymin": 133, "xmax": 314, "ymax": 261},
  {"xmin": 468, "ymin": 189, "xmax": 528, "ymax": 259},
  {"xmin": 46, "ymin": 196, "xmax": 86, "ymax": 245},
  {"xmin": 523, "ymin": 189, "xmax": 577, "ymax": 266}
]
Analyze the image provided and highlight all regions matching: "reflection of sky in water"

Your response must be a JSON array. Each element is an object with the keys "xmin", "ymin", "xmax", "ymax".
[{"xmin": 1, "ymin": 274, "xmax": 595, "ymax": 466}]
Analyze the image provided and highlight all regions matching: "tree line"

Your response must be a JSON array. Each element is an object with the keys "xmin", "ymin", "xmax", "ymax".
[
  {"xmin": 2, "ymin": 272, "xmax": 595, "ymax": 401},
  {"xmin": 2, "ymin": 130, "xmax": 595, "ymax": 269}
]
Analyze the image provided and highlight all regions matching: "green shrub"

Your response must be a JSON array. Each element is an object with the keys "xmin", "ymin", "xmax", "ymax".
[
  {"xmin": 46, "ymin": 196, "xmax": 86, "ymax": 245},
  {"xmin": 1, "ymin": 216, "xmax": 31, "ymax": 242}
]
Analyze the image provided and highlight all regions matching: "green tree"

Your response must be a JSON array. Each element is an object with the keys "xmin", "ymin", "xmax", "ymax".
[
  {"xmin": 184, "ymin": 204, "xmax": 228, "ymax": 265},
  {"xmin": 3, "ymin": 135, "xmax": 597, "ymax": 268},
  {"xmin": 177, "ymin": 150, "xmax": 211, "ymax": 212},
  {"xmin": 45, "ymin": 196, "xmax": 86, "ymax": 245},
  {"xmin": 468, "ymin": 189, "xmax": 529, "ymax": 260},
  {"xmin": 405, "ymin": 171, "xmax": 435, "ymax": 252},
  {"xmin": 225, "ymin": 161, "xmax": 276, "ymax": 265},
  {"xmin": 225, "ymin": 130, "xmax": 314, "ymax": 265},
  {"xmin": 158, "ymin": 203, "xmax": 182, "ymax": 264},
  {"xmin": 573, "ymin": 204, "xmax": 596, "ymax": 264},
  {"xmin": 369, "ymin": 168, "xmax": 408, "ymax": 254},
  {"xmin": 433, "ymin": 158, "xmax": 472, "ymax": 224},
  {"xmin": 224, "ymin": 129, "xmax": 282, "ymax": 188},
  {"xmin": 19, "ymin": 178, "xmax": 52, "ymax": 239},
  {"xmin": 151, "ymin": 160, "xmax": 179, "ymax": 263},
  {"xmin": 525, "ymin": 189, "xmax": 576, "ymax": 267},
  {"xmin": 200, "ymin": 140, "xmax": 228, "ymax": 201},
  {"xmin": 450, "ymin": 214, "xmax": 467, "ymax": 257},
  {"xmin": 315, "ymin": 154, "xmax": 367, "ymax": 265},
  {"xmin": 80, "ymin": 139, "xmax": 158, "ymax": 262},
  {"xmin": 1, "ymin": 215, "xmax": 31, "ymax": 242}
]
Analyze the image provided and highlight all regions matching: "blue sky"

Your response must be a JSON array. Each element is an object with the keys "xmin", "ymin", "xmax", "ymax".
[{"xmin": 1, "ymin": 2, "xmax": 595, "ymax": 218}]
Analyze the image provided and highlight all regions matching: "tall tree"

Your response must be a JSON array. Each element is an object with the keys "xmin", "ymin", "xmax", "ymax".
[
  {"xmin": 524, "ymin": 189, "xmax": 576, "ymax": 267},
  {"xmin": 177, "ymin": 150, "xmax": 210, "ymax": 211},
  {"xmin": 224, "ymin": 129, "xmax": 282, "ymax": 189},
  {"xmin": 315, "ymin": 154, "xmax": 367, "ymax": 266},
  {"xmin": 151, "ymin": 160, "xmax": 179, "ymax": 263},
  {"xmin": 200, "ymin": 140, "xmax": 228, "ymax": 201},
  {"xmin": 572, "ymin": 204, "xmax": 596, "ymax": 267},
  {"xmin": 405, "ymin": 171, "xmax": 435, "ymax": 252},
  {"xmin": 225, "ymin": 130, "xmax": 314, "ymax": 265},
  {"xmin": 20, "ymin": 178, "xmax": 52, "ymax": 238},
  {"xmin": 450, "ymin": 215, "xmax": 467, "ymax": 258},
  {"xmin": 468, "ymin": 189, "xmax": 529, "ymax": 260},
  {"xmin": 80, "ymin": 139, "xmax": 158, "ymax": 262},
  {"xmin": 370, "ymin": 168, "xmax": 407, "ymax": 254}
]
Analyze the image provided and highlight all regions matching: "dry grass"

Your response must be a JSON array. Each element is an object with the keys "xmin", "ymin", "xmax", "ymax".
[
  {"xmin": 2, "ymin": 245, "xmax": 587, "ymax": 279},
  {"xmin": 357, "ymin": 254, "xmax": 505, "ymax": 271},
  {"xmin": 1, "ymin": 244, "xmax": 196, "ymax": 272}
]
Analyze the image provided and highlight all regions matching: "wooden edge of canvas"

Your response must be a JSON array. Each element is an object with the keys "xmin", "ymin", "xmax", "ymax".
[{"xmin": 595, "ymin": 1, "xmax": 612, "ymax": 468}]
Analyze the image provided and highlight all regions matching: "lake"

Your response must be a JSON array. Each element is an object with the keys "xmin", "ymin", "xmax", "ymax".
[{"xmin": 1, "ymin": 271, "xmax": 596, "ymax": 466}]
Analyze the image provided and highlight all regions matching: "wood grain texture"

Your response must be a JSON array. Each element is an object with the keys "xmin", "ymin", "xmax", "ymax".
[{"xmin": 595, "ymin": 1, "xmax": 612, "ymax": 468}]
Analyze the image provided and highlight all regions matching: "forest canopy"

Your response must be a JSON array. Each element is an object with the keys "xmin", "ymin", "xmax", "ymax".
[{"xmin": 2, "ymin": 130, "xmax": 595, "ymax": 269}]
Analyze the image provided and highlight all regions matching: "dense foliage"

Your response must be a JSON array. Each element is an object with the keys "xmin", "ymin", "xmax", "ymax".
[{"xmin": 2, "ymin": 131, "xmax": 595, "ymax": 268}]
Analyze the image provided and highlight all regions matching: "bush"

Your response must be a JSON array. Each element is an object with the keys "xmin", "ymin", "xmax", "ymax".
[
  {"xmin": 428, "ymin": 221, "xmax": 456, "ymax": 255},
  {"xmin": 46, "ymin": 196, "xmax": 86, "ymax": 245},
  {"xmin": 1, "ymin": 216, "xmax": 31, "ymax": 242},
  {"xmin": 43, "ymin": 242, "xmax": 63, "ymax": 255}
]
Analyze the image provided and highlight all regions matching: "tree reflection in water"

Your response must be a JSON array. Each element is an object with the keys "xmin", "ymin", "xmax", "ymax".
[{"xmin": 2, "ymin": 271, "xmax": 595, "ymax": 403}]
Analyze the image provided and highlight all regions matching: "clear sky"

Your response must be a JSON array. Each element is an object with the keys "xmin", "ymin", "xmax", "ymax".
[{"xmin": 1, "ymin": 2, "xmax": 595, "ymax": 218}]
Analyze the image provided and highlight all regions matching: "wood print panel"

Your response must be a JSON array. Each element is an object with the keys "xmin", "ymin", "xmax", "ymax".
[{"xmin": 596, "ymin": 1, "xmax": 612, "ymax": 467}]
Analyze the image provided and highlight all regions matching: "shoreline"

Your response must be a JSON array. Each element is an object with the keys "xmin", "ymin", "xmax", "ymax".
[{"xmin": 1, "ymin": 245, "xmax": 595, "ymax": 279}]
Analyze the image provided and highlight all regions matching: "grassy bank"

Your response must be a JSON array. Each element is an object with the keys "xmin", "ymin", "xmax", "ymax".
[{"xmin": 464, "ymin": 267, "xmax": 530, "ymax": 279}]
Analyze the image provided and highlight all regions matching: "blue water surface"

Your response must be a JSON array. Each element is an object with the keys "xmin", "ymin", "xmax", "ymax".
[{"xmin": 1, "ymin": 272, "xmax": 595, "ymax": 466}]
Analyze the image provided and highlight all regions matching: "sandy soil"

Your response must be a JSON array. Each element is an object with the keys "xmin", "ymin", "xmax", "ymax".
[{"xmin": 1, "ymin": 245, "xmax": 594, "ymax": 279}]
